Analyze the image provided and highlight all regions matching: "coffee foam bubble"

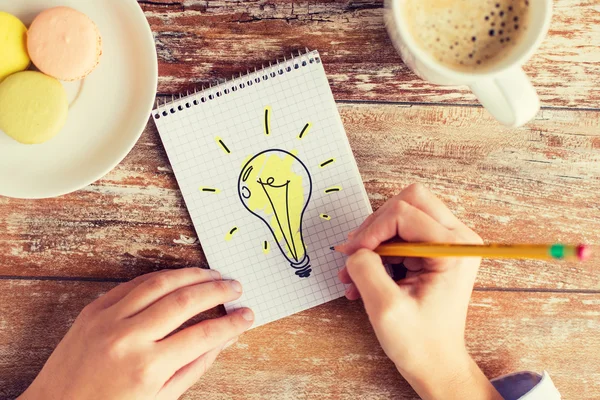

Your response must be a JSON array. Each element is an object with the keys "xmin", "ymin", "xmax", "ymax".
[{"xmin": 402, "ymin": 0, "xmax": 530, "ymax": 71}]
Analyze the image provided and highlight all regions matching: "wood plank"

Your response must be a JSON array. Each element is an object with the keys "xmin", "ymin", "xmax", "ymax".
[
  {"xmin": 1, "ymin": 280, "xmax": 598, "ymax": 399},
  {"xmin": 140, "ymin": 0, "xmax": 600, "ymax": 108},
  {"xmin": 1, "ymin": 104, "xmax": 598, "ymax": 289}
]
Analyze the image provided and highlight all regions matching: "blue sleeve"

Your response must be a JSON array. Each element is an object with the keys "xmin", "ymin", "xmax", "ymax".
[{"xmin": 491, "ymin": 371, "xmax": 561, "ymax": 400}]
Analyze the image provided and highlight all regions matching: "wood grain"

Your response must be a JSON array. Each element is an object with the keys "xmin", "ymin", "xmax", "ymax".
[
  {"xmin": 1, "ymin": 279, "xmax": 598, "ymax": 399},
  {"xmin": 1, "ymin": 104, "xmax": 598, "ymax": 290},
  {"xmin": 140, "ymin": 0, "xmax": 600, "ymax": 108}
]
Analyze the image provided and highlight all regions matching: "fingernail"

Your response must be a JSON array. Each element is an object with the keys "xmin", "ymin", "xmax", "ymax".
[
  {"xmin": 230, "ymin": 280, "xmax": 243, "ymax": 293},
  {"xmin": 336, "ymin": 243, "xmax": 348, "ymax": 254},
  {"xmin": 222, "ymin": 337, "xmax": 238, "ymax": 350},
  {"xmin": 210, "ymin": 270, "xmax": 221, "ymax": 280},
  {"xmin": 241, "ymin": 308, "xmax": 254, "ymax": 321}
]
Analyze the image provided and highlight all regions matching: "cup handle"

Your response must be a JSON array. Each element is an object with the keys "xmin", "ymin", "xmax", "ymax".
[{"xmin": 469, "ymin": 67, "xmax": 540, "ymax": 128}]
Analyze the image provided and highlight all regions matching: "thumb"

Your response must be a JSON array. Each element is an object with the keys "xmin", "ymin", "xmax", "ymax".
[{"xmin": 345, "ymin": 249, "xmax": 400, "ymax": 313}]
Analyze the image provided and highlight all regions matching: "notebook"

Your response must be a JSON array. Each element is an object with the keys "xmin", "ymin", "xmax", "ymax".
[{"xmin": 152, "ymin": 50, "xmax": 372, "ymax": 327}]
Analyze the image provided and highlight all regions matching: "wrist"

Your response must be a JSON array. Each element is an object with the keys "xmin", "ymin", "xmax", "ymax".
[{"xmin": 398, "ymin": 350, "xmax": 503, "ymax": 400}]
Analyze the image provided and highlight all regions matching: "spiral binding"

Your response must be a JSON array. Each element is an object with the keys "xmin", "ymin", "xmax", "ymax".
[{"xmin": 153, "ymin": 48, "xmax": 321, "ymax": 120}]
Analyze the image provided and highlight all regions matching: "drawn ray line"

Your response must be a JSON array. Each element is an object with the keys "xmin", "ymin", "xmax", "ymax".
[
  {"xmin": 324, "ymin": 186, "xmax": 342, "ymax": 194},
  {"xmin": 225, "ymin": 227, "xmax": 238, "ymax": 241},
  {"xmin": 199, "ymin": 187, "xmax": 221, "ymax": 193},
  {"xmin": 263, "ymin": 240, "xmax": 270, "ymax": 254},
  {"xmin": 298, "ymin": 123, "xmax": 312, "ymax": 139},
  {"xmin": 319, "ymin": 158, "xmax": 335, "ymax": 168},
  {"xmin": 264, "ymin": 106, "xmax": 272, "ymax": 136},
  {"xmin": 215, "ymin": 136, "xmax": 231, "ymax": 154}
]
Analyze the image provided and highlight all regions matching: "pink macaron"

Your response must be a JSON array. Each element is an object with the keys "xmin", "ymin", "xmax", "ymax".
[{"xmin": 27, "ymin": 6, "xmax": 102, "ymax": 81}]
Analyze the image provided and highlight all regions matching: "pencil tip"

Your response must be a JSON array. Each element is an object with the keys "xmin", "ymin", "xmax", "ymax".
[{"xmin": 329, "ymin": 246, "xmax": 335, "ymax": 251}]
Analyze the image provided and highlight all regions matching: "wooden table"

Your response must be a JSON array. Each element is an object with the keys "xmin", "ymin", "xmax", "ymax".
[{"xmin": 1, "ymin": 1, "xmax": 599, "ymax": 398}]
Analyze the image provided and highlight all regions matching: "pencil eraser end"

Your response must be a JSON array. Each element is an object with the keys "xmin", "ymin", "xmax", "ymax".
[{"xmin": 576, "ymin": 245, "xmax": 591, "ymax": 261}]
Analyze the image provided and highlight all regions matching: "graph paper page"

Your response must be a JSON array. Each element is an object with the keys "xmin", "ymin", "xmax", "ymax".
[{"xmin": 153, "ymin": 51, "xmax": 372, "ymax": 327}]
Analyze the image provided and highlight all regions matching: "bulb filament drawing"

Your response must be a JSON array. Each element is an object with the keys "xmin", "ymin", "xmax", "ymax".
[{"xmin": 238, "ymin": 149, "xmax": 313, "ymax": 278}]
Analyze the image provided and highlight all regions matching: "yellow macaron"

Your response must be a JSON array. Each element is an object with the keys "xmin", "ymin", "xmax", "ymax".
[
  {"xmin": 0, "ymin": 71, "xmax": 68, "ymax": 144},
  {"xmin": 0, "ymin": 12, "xmax": 30, "ymax": 82}
]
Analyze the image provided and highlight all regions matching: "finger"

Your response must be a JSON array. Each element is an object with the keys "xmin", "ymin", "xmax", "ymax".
[
  {"xmin": 398, "ymin": 183, "xmax": 462, "ymax": 230},
  {"xmin": 346, "ymin": 184, "xmax": 462, "ymax": 244},
  {"xmin": 348, "ymin": 211, "xmax": 377, "ymax": 238},
  {"xmin": 160, "ymin": 347, "xmax": 221, "ymax": 400},
  {"xmin": 345, "ymin": 283, "xmax": 361, "ymax": 300},
  {"xmin": 158, "ymin": 338, "xmax": 232, "ymax": 400},
  {"xmin": 160, "ymin": 308, "xmax": 254, "ymax": 371},
  {"xmin": 338, "ymin": 200, "xmax": 455, "ymax": 257},
  {"xmin": 130, "ymin": 280, "xmax": 244, "ymax": 340},
  {"xmin": 338, "ymin": 267, "xmax": 352, "ymax": 284},
  {"xmin": 346, "ymin": 201, "xmax": 395, "ymax": 242},
  {"xmin": 382, "ymin": 256, "xmax": 405, "ymax": 265},
  {"xmin": 338, "ymin": 268, "xmax": 360, "ymax": 298},
  {"xmin": 112, "ymin": 267, "xmax": 221, "ymax": 318},
  {"xmin": 345, "ymin": 249, "xmax": 399, "ymax": 313},
  {"xmin": 91, "ymin": 270, "xmax": 165, "ymax": 311},
  {"xmin": 335, "ymin": 195, "xmax": 425, "ymax": 252},
  {"xmin": 340, "ymin": 257, "xmax": 405, "ymax": 285},
  {"xmin": 403, "ymin": 257, "xmax": 425, "ymax": 272}
]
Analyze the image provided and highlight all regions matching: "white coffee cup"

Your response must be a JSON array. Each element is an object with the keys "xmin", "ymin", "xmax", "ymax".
[{"xmin": 384, "ymin": 0, "xmax": 552, "ymax": 128}]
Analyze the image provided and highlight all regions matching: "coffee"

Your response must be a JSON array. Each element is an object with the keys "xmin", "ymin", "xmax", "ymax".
[{"xmin": 401, "ymin": 0, "xmax": 531, "ymax": 72}]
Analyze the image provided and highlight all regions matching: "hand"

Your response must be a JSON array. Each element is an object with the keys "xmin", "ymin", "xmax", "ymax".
[
  {"xmin": 19, "ymin": 268, "xmax": 254, "ymax": 400},
  {"xmin": 337, "ymin": 184, "xmax": 502, "ymax": 400}
]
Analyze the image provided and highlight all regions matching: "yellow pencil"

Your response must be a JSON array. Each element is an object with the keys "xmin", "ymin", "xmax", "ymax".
[{"xmin": 335, "ymin": 243, "xmax": 591, "ymax": 261}]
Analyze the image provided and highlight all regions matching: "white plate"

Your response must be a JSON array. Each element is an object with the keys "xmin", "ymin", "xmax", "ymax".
[{"xmin": 0, "ymin": 0, "xmax": 158, "ymax": 199}]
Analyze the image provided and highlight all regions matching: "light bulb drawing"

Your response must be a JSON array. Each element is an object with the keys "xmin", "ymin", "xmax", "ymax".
[
  {"xmin": 238, "ymin": 149, "xmax": 313, "ymax": 278},
  {"xmin": 198, "ymin": 106, "xmax": 340, "ymax": 279}
]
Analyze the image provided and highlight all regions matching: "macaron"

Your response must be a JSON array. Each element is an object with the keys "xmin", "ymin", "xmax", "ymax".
[
  {"xmin": 0, "ymin": 71, "xmax": 68, "ymax": 144},
  {"xmin": 27, "ymin": 7, "xmax": 102, "ymax": 81},
  {"xmin": 0, "ymin": 12, "xmax": 30, "ymax": 82}
]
